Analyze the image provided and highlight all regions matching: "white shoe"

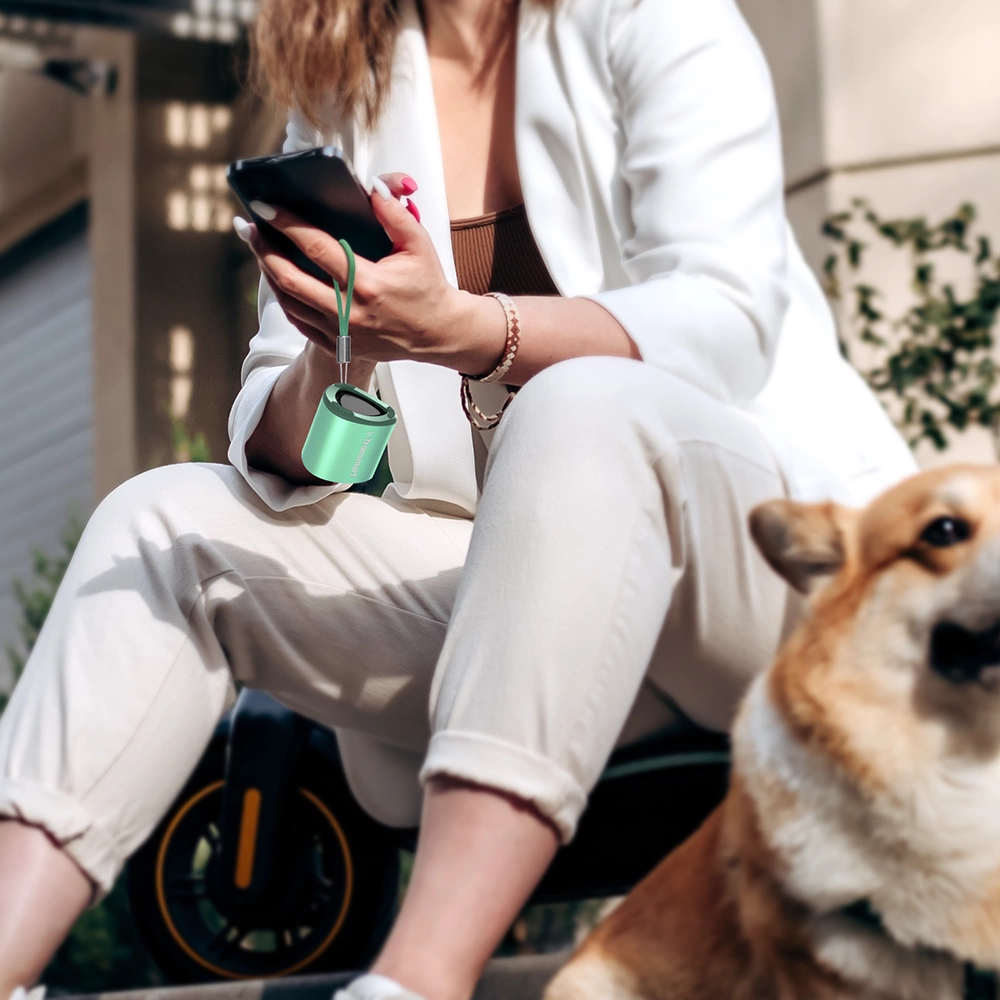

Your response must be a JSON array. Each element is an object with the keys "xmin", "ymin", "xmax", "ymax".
[
  {"xmin": 333, "ymin": 973, "xmax": 427, "ymax": 1000},
  {"xmin": 9, "ymin": 987, "xmax": 45, "ymax": 1000}
]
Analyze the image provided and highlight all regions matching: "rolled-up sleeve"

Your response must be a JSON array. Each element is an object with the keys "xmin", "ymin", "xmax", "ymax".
[
  {"xmin": 584, "ymin": 0, "xmax": 790, "ymax": 406},
  {"xmin": 227, "ymin": 110, "xmax": 357, "ymax": 511}
]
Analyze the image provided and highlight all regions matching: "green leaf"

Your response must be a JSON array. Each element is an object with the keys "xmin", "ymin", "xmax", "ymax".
[
  {"xmin": 822, "ymin": 219, "xmax": 847, "ymax": 241},
  {"xmin": 825, "ymin": 197, "xmax": 1000, "ymax": 457},
  {"xmin": 914, "ymin": 263, "xmax": 934, "ymax": 294}
]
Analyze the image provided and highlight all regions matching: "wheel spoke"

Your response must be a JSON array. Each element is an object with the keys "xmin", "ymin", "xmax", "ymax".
[
  {"xmin": 206, "ymin": 922, "xmax": 243, "ymax": 957},
  {"xmin": 167, "ymin": 874, "xmax": 207, "ymax": 900}
]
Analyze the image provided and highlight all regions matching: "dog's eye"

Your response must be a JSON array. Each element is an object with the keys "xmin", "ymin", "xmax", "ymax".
[{"xmin": 920, "ymin": 517, "xmax": 972, "ymax": 548}]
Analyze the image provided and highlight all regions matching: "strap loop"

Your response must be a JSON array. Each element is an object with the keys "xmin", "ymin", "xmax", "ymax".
[
  {"xmin": 333, "ymin": 239, "xmax": 355, "ymax": 338},
  {"xmin": 333, "ymin": 240, "xmax": 355, "ymax": 383}
]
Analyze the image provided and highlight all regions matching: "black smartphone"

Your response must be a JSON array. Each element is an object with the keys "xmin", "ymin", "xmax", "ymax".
[{"xmin": 227, "ymin": 146, "xmax": 394, "ymax": 283}]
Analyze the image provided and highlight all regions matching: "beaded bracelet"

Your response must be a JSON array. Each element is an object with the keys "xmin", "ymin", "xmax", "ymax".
[{"xmin": 459, "ymin": 292, "xmax": 521, "ymax": 430}]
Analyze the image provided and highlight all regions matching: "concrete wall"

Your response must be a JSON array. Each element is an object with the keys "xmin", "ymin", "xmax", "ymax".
[{"xmin": 739, "ymin": 0, "xmax": 1000, "ymax": 468}]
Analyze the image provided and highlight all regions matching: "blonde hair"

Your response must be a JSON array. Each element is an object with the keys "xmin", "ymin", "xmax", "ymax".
[
  {"xmin": 253, "ymin": 0, "xmax": 401, "ymax": 131},
  {"xmin": 253, "ymin": 0, "xmax": 556, "ymax": 131}
]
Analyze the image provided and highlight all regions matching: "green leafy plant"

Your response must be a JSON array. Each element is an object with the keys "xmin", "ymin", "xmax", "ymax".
[
  {"xmin": 171, "ymin": 415, "xmax": 211, "ymax": 463},
  {"xmin": 824, "ymin": 198, "xmax": 1000, "ymax": 453},
  {"xmin": 4, "ymin": 516, "xmax": 84, "ymax": 708}
]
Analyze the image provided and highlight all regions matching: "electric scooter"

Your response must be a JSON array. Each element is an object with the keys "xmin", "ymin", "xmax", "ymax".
[
  {"xmin": 126, "ymin": 687, "xmax": 729, "ymax": 982},
  {"xmin": 126, "ymin": 457, "xmax": 730, "ymax": 982}
]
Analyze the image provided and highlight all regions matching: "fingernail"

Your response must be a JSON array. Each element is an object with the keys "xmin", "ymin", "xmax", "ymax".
[
  {"xmin": 401, "ymin": 176, "xmax": 418, "ymax": 194},
  {"xmin": 232, "ymin": 216, "xmax": 252, "ymax": 242},
  {"xmin": 371, "ymin": 177, "xmax": 391, "ymax": 201},
  {"xmin": 405, "ymin": 198, "xmax": 421, "ymax": 223},
  {"xmin": 249, "ymin": 200, "xmax": 277, "ymax": 221}
]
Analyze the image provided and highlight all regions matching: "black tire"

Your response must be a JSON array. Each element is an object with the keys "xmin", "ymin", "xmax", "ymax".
[{"xmin": 127, "ymin": 729, "xmax": 400, "ymax": 983}]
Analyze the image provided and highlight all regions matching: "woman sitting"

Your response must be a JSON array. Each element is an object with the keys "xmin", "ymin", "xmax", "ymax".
[{"xmin": 0, "ymin": 0, "xmax": 915, "ymax": 998}]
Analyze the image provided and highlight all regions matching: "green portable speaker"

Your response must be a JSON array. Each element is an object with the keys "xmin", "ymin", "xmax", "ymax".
[
  {"xmin": 301, "ymin": 383, "xmax": 396, "ymax": 484},
  {"xmin": 298, "ymin": 238, "xmax": 396, "ymax": 485}
]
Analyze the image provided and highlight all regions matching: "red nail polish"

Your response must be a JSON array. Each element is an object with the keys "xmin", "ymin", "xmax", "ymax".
[
  {"xmin": 407, "ymin": 199, "xmax": 421, "ymax": 223},
  {"xmin": 401, "ymin": 176, "xmax": 418, "ymax": 194}
]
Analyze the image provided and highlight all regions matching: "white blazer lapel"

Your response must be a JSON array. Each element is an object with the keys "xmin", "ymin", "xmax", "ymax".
[
  {"xmin": 359, "ymin": 0, "xmax": 479, "ymax": 514},
  {"xmin": 515, "ymin": 2, "xmax": 604, "ymax": 297},
  {"xmin": 353, "ymin": 0, "xmax": 606, "ymax": 514}
]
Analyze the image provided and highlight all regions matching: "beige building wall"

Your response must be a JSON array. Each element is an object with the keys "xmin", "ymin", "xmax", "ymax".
[
  {"xmin": 740, "ymin": 0, "xmax": 1000, "ymax": 468},
  {"xmin": 0, "ymin": 37, "xmax": 88, "ymax": 256}
]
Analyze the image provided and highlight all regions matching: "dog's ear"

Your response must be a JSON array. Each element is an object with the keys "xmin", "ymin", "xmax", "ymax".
[{"xmin": 749, "ymin": 500, "xmax": 854, "ymax": 596}]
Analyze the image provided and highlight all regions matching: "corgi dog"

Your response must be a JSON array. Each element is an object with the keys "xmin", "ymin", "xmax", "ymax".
[{"xmin": 545, "ymin": 465, "xmax": 1000, "ymax": 1000}]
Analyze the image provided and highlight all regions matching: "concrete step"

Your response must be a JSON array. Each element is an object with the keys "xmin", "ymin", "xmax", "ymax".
[{"xmin": 62, "ymin": 952, "xmax": 569, "ymax": 1000}]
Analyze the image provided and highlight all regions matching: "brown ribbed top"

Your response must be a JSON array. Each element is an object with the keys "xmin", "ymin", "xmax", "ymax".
[{"xmin": 450, "ymin": 203, "xmax": 559, "ymax": 297}]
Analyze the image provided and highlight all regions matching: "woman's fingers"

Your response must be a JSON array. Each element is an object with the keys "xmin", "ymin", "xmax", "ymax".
[
  {"xmin": 258, "ymin": 255, "xmax": 372, "ymax": 352},
  {"xmin": 369, "ymin": 180, "xmax": 424, "ymax": 250},
  {"xmin": 233, "ymin": 216, "xmax": 253, "ymax": 243},
  {"xmin": 255, "ymin": 204, "xmax": 352, "ymax": 285},
  {"xmin": 374, "ymin": 174, "xmax": 421, "ymax": 224},
  {"xmin": 249, "ymin": 229, "xmax": 323, "ymax": 299},
  {"xmin": 269, "ymin": 282, "xmax": 330, "ymax": 333},
  {"xmin": 377, "ymin": 172, "xmax": 419, "ymax": 198},
  {"xmin": 248, "ymin": 224, "xmax": 364, "ymax": 321},
  {"xmin": 267, "ymin": 279, "xmax": 338, "ymax": 347}
]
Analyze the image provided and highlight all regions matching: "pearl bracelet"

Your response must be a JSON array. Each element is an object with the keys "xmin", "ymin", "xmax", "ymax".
[{"xmin": 459, "ymin": 292, "xmax": 521, "ymax": 430}]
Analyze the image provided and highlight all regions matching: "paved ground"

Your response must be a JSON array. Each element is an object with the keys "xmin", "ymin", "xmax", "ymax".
[{"xmin": 64, "ymin": 952, "xmax": 569, "ymax": 1000}]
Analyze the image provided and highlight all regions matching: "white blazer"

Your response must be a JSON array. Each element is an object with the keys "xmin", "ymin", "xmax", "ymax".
[{"xmin": 228, "ymin": 0, "xmax": 917, "ymax": 517}]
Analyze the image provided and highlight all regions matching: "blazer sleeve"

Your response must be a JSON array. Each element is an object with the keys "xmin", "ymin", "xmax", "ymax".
[
  {"xmin": 227, "ymin": 109, "xmax": 364, "ymax": 511},
  {"xmin": 583, "ymin": 0, "xmax": 790, "ymax": 405}
]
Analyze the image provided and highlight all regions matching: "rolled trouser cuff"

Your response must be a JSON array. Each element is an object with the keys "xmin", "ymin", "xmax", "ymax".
[
  {"xmin": 0, "ymin": 779, "xmax": 121, "ymax": 904},
  {"xmin": 419, "ymin": 731, "xmax": 588, "ymax": 844}
]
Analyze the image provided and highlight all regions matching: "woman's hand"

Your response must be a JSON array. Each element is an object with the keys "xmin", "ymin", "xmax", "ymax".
[{"xmin": 240, "ymin": 173, "xmax": 505, "ymax": 373}]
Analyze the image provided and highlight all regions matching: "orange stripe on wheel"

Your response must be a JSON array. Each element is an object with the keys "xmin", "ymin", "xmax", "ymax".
[{"xmin": 234, "ymin": 788, "xmax": 262, "ymax": 889}]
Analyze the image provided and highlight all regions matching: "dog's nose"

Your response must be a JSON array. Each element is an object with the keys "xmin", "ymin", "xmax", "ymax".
[{"xmin": 930, "ymin": 621, "xmax": 1000, "ymax": 684}]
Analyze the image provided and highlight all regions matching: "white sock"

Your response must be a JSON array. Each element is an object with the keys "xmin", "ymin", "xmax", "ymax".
[{"xmin": 332, "ymin": 973, "xmax": 427, "ymax": 1000}]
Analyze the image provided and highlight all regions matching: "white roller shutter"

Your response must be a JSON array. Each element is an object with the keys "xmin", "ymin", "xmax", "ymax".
[{"xmin": 0, "ymin": 211, "xmax": 93, "ymax": 684}]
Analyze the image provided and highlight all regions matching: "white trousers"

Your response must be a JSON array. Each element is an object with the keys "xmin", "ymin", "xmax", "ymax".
[{"xmin": 0, "ymin": 357, "xmax": 792, "ymax": 899}]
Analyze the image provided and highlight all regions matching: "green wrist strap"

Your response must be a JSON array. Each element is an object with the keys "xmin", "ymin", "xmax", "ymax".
[
  {"xmin": 334, "ymin": 240, "xmax": 355, "ymax": 384},
  {"xmin": 300, "ymin": 239, "xmax": 397, "ymax": 485},
  {"xmin": 334, "ymin": 239, "xmax": 355, "ymax": 339}
]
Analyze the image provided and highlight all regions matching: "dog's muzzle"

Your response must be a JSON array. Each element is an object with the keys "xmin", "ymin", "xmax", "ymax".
[{"xmin": 930, "ymin": 620, "xmax": 1000, "ymax": 685}]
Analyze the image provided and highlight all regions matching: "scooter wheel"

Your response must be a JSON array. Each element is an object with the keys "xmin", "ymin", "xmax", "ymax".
[{"xmin": 126, "ymin": 731, "xmax": 400, "ymax": 983}]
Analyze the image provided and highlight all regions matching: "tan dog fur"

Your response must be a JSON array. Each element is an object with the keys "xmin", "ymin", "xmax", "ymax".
[{"xmin": 545, "ymin": 465, "xmax": 1000, "ymax": 1000}]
